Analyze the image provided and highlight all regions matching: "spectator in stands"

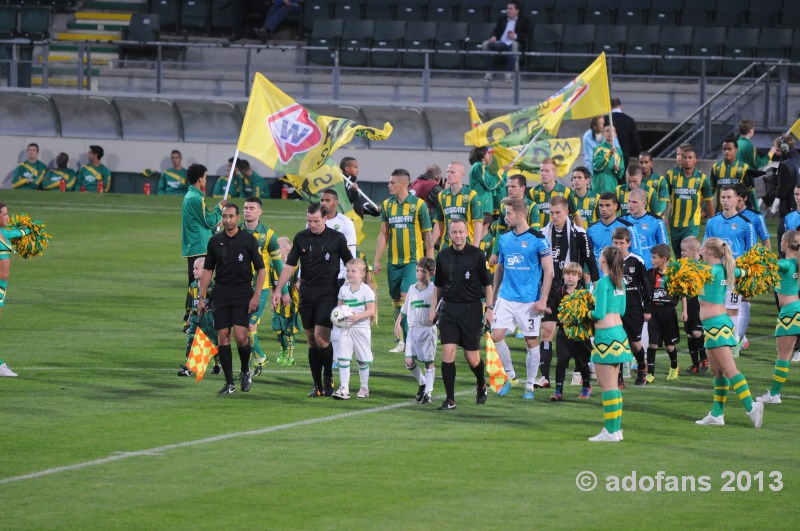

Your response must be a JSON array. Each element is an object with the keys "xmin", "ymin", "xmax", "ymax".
[
  {"xmin": 43, "ymin": 153, "xmax": 77, "ymax": 192},
  {"xmin": 77, "ymin": 145, "xmax": 111, "ymax": 193},
  {"xmin": 157, "ymin": 150, "xmax": 188, "ymax": 196},
  {"xmin": 11, "ymin": 143, "xmax": 47, "ymax": 190},
  {"xmin": 607, "ymin": 98, "xmax": 641, "ymax": 166},
  {"xmin": 737, "ymin": 119, "xmax": 778, "ymax": 170},
  {"xmin": 254, "ymin": 0, "xmax": 300, "ymax": 42},
  {"xmin": 340, "ymin": 157, "xmax": 379, "ymax": 218},
  {"xmin": 481, "ymin": 1, "xmax": 531, "ymax": 82},
  {"xmin": 409, "ymin": 164, "xmax": 443, "ymax": 218},
  {"xmin": 237, "ymin": 159, "xmax": 266, "ymax": 199}
]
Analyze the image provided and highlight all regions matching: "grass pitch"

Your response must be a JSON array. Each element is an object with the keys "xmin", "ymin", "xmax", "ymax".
[{"xmin": 0, "ymin": 191, "xmax": 798, "ymax": 529}]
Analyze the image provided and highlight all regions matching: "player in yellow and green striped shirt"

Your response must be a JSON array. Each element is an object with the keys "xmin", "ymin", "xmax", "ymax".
[
  {"xmin": 616, "ymin": 164, "xmax": 656, "ymax": 217},
  {"xmin": 431, "ymin": 162, "xmax": 483, "ymax": 248},
  {"xmin": 667, "ymin": 145, "xmax": 714, "ymax": 255},
  {"xmin": 711, "ymin": 138, "xmax": 756, "ymax": 209},
  {"xmin": 273, "ymin": 237, "xmax": 300, "ymax": 366},
  {"xmin": 570, "ymin": 166, "xmax": 599, "ymax": 227},
  {"xmin": 528, "ymin": 158, "xmax": 581, "ymax": 227},
  {"xmin": 638, "ymin": 151, "xmax": 669, "ymax": 217},
  {"xmin": 374, "ymin": 169, "xmax": 433, "ymax": 352}
]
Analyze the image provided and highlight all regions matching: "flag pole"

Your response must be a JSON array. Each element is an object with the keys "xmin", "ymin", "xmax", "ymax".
[
  {"xmin": 507, "ymin": 126, "xmax": 546, "ymax": 168},
  {"xmin": 343, "ymin": 174, "xmax": 381, "ymax": 210},
  {"xmin": 223, "ymin": 149, "xmax": 240, "ymax": 201}
]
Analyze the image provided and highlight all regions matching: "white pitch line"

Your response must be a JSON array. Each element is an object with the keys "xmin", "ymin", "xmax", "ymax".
[{"xmin": 0, "ymin": 390, "xmax": 470, "ymax": 486}]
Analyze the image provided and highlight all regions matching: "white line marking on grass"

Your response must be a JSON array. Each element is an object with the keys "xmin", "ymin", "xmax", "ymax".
[
  {"xmin": 0, "ymin": 390, "xmax": 470, "ymax": 486},
  {"xmin": 6, "ymin": 201, "xmax": 311, "ymax": 218},
  {"xmin": 21, "ymin": 367, "xmax": 311, "ymax": 374}
]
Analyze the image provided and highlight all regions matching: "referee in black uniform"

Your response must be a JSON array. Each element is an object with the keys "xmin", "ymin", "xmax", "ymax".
[
  {"xmin": 273, "ymin": 203, "xmax": 354, "ymax": 397},
  {"xmin": 198, "ymin": 203, "xmax": 266, "ymax": 395},
  {"xmin": 430, "ymin": 218, "xmax": 493, "ymax": 410}
]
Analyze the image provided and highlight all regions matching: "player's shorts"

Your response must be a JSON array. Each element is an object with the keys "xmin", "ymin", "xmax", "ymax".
[
  {"xmin": 542, "ymin": 283, "xmax": 558, "ymax": 323},
  {"xmin": 648, "ymin": 305, "xmax": 680, "ymax": 347},
  {"xmin": 272, "ymin": 310, "xmax": 299, "ymax": 336},
  {"xmin": 438, "ymin": 300, "xmax": 483, "ymax": 351},
  {"xmin": 299, "ymin": 285, "xmax": 338, "ymax": 330},
  {"xmin": 338, "ymin": 326, "xmax": 373, "ymax": 363},
  {"xmin": 724, "ymin": 287, "xmax": 740, "ymax": 310},
  {"xmin": 776, "ymin": 300, "xmax": 800, "ymax": 337},
  {"xmin": 622, "ymin": 306, "xmax": 644, "ymax": 342},
  {"xmin": 214, "ymin": 298, "xmax": 251, "ymax": 329},
  {"xmin": 683, "ymin": 296, "xmax": 703, "ymax": 335},
  {"xmin": 387, "ymin": 263, "xmax": 417, "ymax": 300},
  {"xmin": 405, "ymin": 325, "xmax": 437, "ymax": 363},
  {"xmin": 0, "ymin": 278, "xmax": 6, "ymax": 308},
  {"xmin": 702, "ymin": 313, "xmax": 737, "ymax": 349},
  {"xmin": 492, "ymin": 297, "xmax": 541, "ymax": 337},
  {"xmin": 249, "ymin": 289, "xmax": 270, "ymax": 325},
  {"xmin": 669, "ymin": 225, "xmax": 699, "ymax": 256},
  {"xmin": 591, "ymin": 325, "xmax": 632, "ymax": 364}
]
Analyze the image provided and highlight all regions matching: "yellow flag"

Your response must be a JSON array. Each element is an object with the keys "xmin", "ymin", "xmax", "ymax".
[
  {"xmin": 468, "ymin": 97, "xmax": 483, "ymax": 129},
  {"xmin": 186, "ymin": 327, "xmax": 218, "ymax": 382},
  {"xmin": 491, "ymin": 138, "xmax": 582, "ymax": 177},
  {"xmin": 283, "ymin": 160, "xmax": 365, "ymax": 245},
  {"xmin": 484, "ymin": 332, "xmax": 508, "ymax": 393},
  {"xmin": 790, "ymin": 117, "xmax": 800, "ymax": 140},
  {"xmin": 238, "ymin": 73, "xmax": 392, "ymax": 175},
  {"xmin": 464, "ymin": 100, "xmax": 554, "ymax": 147}
]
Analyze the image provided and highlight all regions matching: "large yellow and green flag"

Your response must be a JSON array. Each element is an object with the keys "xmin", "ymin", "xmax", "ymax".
[
  {"xmin": 237, "ymin": 73, "xmax": 393, "ymax": 175},
  {"xmin": 282, "ymin": 161, "xmax": 365, "ymax": 245},
  {"xmin": 492, "ymin": 138, "xmax": 582, "ymax": 177},
  {"xmin": 789, "ymin": 117, "xmax": 800, "ymax": 140},
  {"xmin": 464, "ymin": 100, "xmax": 554, "ymax": 147}
]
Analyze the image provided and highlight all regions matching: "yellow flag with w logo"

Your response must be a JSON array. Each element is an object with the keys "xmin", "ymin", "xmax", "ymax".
[{"xmin": 237, "ymin": 73, "xmax": 393, "ymax": 175}]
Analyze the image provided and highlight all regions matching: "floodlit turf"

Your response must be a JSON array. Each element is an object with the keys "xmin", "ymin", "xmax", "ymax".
[{"xmin": 1, "ymin": 191, "xmax": 798, "ymax": 528}]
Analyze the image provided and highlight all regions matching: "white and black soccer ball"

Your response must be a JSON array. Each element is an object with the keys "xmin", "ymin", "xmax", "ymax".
[{"xmin": 330, "ymin": 304, "xmax": 354, "ymax": 329}]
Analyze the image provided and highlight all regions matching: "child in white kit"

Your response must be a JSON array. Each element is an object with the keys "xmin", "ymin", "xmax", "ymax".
[
  {"xmin": 332, "ymin": 259, "xmax": 377, "ymax": 400},
  {"xmin": 395, "ymin": 257, "xmax": 437, "ymax": 405}
]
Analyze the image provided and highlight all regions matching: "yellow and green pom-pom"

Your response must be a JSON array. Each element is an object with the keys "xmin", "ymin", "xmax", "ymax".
[
  {"xmin": 7, "ymin": 214, "xmax": 52, "ymax": 259},
  {"xmin": 665, "ymin": 258, "xmax": 712, "ymax": 298},
  {"xmin": 735, "ymin": 245, "xmax": 779, "ymax": 298},
  {"xmin": 558, "ymin": 289, "xmax": 595, "ymax": 341}
]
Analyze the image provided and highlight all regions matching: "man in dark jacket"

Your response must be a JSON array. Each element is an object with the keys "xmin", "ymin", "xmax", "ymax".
[
  {"xmin": 481, "ymin": 1, "xmax": 531, "ymax": 81},
  {"xmin": 607, "ymin": 98, "xmax": 642, "ymax": 166}
]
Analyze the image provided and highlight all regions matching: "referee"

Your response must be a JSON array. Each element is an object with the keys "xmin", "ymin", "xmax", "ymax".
[
  {"xmin": 430, "ymin": 218, "xmax": 493, "ymax": 410},
  {"xmin": 198, "ymin": 203, "xmax": 266, "ymax": 395},
  {"xmin": 273, "ymin": 203, "xmax": 354, "ymax": 397}
]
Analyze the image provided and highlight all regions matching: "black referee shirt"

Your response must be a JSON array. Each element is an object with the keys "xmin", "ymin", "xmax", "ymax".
[
  {"xmin": 434, "ymin": 243, "xmax": 491, "ymax": 303},
  {"xmin": 286, "ymin": 226, "xmax": 353, "ymax": 288},
  {"xmin": 204, "ymin": 228, "xmax": 265, "ymax": 294}
]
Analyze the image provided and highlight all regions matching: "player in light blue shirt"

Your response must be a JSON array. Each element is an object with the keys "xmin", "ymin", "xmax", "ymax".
[
  {"xmin": 703, "ymin": 186, "xmax": 755, "ymax": 259},
  {"xmin": 621, "ymin": 187, "xmax": 668, "ymax": 269},
  {"xmin": 783, "ymin": 184, "xmax": 800, "ymax": 234},
  {"xmin": 734, "ymin": 184, "xmax": 769, "ymax": 248},
  {"xmin": 586, "ymin": 192, "xmax": 642, "ymax": 276}
]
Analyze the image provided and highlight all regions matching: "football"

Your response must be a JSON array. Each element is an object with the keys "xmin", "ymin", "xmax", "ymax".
[{"xmin": 330, "ymin": 304, "xmax": 354, "ymax": 328}]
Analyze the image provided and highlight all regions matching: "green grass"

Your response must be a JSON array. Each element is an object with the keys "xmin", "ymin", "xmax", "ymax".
[{"xmin": 1, "ymin": 190, "xmax": 799, "ymax": 529}]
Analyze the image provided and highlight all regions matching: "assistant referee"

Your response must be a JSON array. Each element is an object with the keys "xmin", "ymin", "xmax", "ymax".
[
  {"xmin": 431, "ymin": 218, "xmax": 493, "ymax": 410},
  {"xmin": 273, "ymin": 203, "xmax": 354, "ymax": 397}
]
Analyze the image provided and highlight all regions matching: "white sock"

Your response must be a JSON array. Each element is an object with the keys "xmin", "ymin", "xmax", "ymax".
[
  {"xmin": 331, "ymin": 327, "xmax": 341, "ymax": 359},
  {"xmin": 526, "ymin": 346, "xmax": 540, "ymax": 387},
  {"xmin": 425, "ymin": 366, "xmax": 435, "ymax": 394},
  {"xmin": 358, "ymin": 362, "xmax": 370, "ymax": 388},
  {"xmin": 339, "ymin": 360, "xmax": 351, "ymax": 390},
  {"xmin": 640, "ymin": 322, "xmax": 649, "ymax": 348},
  {"xmin": 407, "ymin": 362, "xmax": 425, "ymax": 384},
  {"xmin": 738, "ymin": 302, "xmax": 751, "ymax": 338},
  {"xmin": 495, "ymin": 339, "xmax": 517, "ymax": 380},
  {"xmin": 731, "ymin": 312, "xmax": 739, "ymax": 343}
]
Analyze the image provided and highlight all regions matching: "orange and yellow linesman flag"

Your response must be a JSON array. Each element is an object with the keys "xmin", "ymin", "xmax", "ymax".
[
  {"xmin": 537, "ymin": 53, "xmax": 611, "ymax": 136},
  {"xmin": 484, "ymin": 332, "xmax": 508, "ymax": 393},
  {"xmin": 237, "ymin": 73, "xmax": 393, "ymax": 175},
  {"xmin": 491, "ymin": 138, "xmax": 582, "ymax": 177},
  {"xmin": 789, "ymin": 117, "xmax": 800, "ymax": 140},
  {"xmin": 186, "ymin": 327, "xmax": 218, "ymax": 382},
  {"xmin": 282, "ymin": 160, "xmax": 366, "ymax": 245}
]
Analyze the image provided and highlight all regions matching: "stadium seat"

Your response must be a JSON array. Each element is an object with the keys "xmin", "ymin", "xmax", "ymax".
[
  {"xmin": 370, "ymin": 19, "xmax": 405, "ymax": 68},
  {"xmin": 680, "ymin": 0, "xmax": 714, "ymax": 26},
  {"xmin": 721, "ymin": 27, "xmax": 760, "ymax": 76},
  {"xmin": 395, "ymin": 0, "xmax": 427, "ymax": 22},
  {"xmin": 583, "ymin": 0, "xmax": 616, "ymax": 26},
  {"xmin": 307, "ymin": 18, "xmax": 343, "ymax": 66},
  {"xmin": 757, "ymin": 28, "xmax": 792, "ymax": 59},
  {"xmin": 744, "ymin": 0, "xmax": 780, "ymax": 27},
  {"xmin": 616, "ymin": 0, "xmax": 647, "ymax": 26},
  {"xmin": 339, "ymin": 19, "xmax": 373, "ymax": 67},
  {"xmin": 647, "ymin": 0, "xmax": 680, "ymax": 26},
  {"xmin": 522, "ymin": 0, "xmax": 554, "ymax": 24},
  {"xmin": 712, "ymin": 0, "xmax": 746, "ymax": 27},
  {"xmin": 18, "ymin": 6, "xmax": 50, "ymax": 39},
  {"xmin": 778, "ymin": 0, "xmax": 800, "ymax": 28},
  {"xmin": 791, "ymin": 30, "xmax": 800, "ymax": 62},
  {"xmin": 209, "ymin": 0, "xmax": 234, "ymax": 32},
  {"xmin": 688, "ymin": 26, "xmax": 726, "ymax": 76},
  {"xmin": 552, "ymin": 0, "xmax": 585, "ymax": 25},
  {"xmin": 150, "ymin": 0, "xmax": 178, "ymax": 31},
  {"xmin": 401, "ymin": 20, "xmax": 436, "ymax": 69},
  {"xmin": 433, "ymin": 21, "xmax": 467, "ymax": 70},
  {"xmin": 302, "ymin": 0, "xmax": 332, "ymax": 33},
  {"xmin": 594, "ymin": 24, "xmax": 627, "ymax": 60},
  {"xmin": 527, "ymin": 23, "xmax": 562, "ymax": 72},
  {"xmin": 180, "ymin": 0, "xmax": 208, "ymax": 32},
  {"xmin": 559, "ymin": 24, "xmax": 595, "ymax": 72},
  {"xmin": 333, "ymin": 0, "xmax": 364, "ymax": 21},
  {"xmin": 457, "ymin": 0, "xmax": 488, "ymax": 22},
  {"xmin": 0, "ymin": 6, "xmax": 15, "ymax": 38},
  {"xmin": 427, "ymin": 0, "xmax": 458, "ymax": 22},
  {"xmin": 120, "ymin": 14, "xmax": 160, "ymax": 60},
  {"xmin": 364, "ymin": 0, "xmax": 395, "ymax": 20},
  {"xmin": 656, "ymin": 25, "xmax": 693, "ymax": 76},
  {"xmin": 623, "ymin": 25, "xmax": 660, "ymax": 75},
  {"xmin": 463, "ymin": 21, "xmax": 495, "ymax": 70}
]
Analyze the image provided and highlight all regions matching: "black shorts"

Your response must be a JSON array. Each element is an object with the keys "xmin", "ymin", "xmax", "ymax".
[
  {"xmin": 648, "ymin": 305, "xmax": 680, "ymax": 347},
  {"xmin": 542, "ymin": 283, "xmax": 559, "ymax": 323},
  {"xmin": 214, "ymin": 298, "xmax": 251, "ymax": 329},
  {"xmin": 438, "ymin": 301, "xmax": 483, "ymax": 351},
  {"xmin": 683, "ymin": 297, "xmax": 703, "ymax": 335},
  {"xmin": 299, "ymin": 286, "xmax": 338, "ymax": 330},
  {"xmin": 622, "ymin": 306, "xmax": 644, "ymax": 342}
]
